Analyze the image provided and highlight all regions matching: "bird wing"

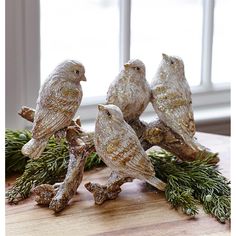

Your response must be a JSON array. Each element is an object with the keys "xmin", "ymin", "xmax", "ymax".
[
  {"xmin": 107, "ymin": 76, "xmax": 148, "ymax": 122},
  {"xmin": 107, "ymin": 128, "xmax": 155, "ymax": 177},
  {"xmin": 106, "ymin": 78, "xmax": 130, "ymax": 111},
  {"xmin": 32, "ymin": 81, "xmax": 81, "ymax": 139},
  {"xmin": 152, "ymin": 83, "xmax": 195, "ymax": 137},
  {"xmin": 125, "ymin": 144, "xmax": 155, "ymax": 177}
]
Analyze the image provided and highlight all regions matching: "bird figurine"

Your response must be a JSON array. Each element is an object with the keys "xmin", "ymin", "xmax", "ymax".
[
  {"xmin": 21, "ymin": 60, "xmax": 86, "ymax": 159},
  {"xmin": 106, "ymin": 59, "xmax": 151, "ymax": 122},
  {"xmin": 150, "ymin": 53, "xmax": 197, "ymax": 149},
  {"xmin": 94, "ymin": 104, "xmax": 166, "ymax": 191}
]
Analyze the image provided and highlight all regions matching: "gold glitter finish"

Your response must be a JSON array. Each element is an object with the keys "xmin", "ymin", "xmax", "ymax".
[
  {"xmin": 21, "ymin": 60, "xmax": 86, "ymax": 159},
  {"xmin": 151, "ymin": 54, "xmax": 197, "ymax": 150},
  {"xmin": 106, "ymin": 59, "xmax": 151, "ymax": 122},
  {"xmin": 106, "ymin": 139, "xmax": 120, "ymax": 154},
  {"xmin": 94, "ymin": 104, "xmax": 166, "ymax": 191}
]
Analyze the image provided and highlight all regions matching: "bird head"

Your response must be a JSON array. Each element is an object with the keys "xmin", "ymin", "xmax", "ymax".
[
  {"xmin": 124, "ymin": 59, "xmax": 146, "ymax": 76},
  {"xmin": 97, "ymin": 104, "xmax": 124, "ymax": 123},
  {"xmin": 161, "ymin": 53, "xmax": 185, "ymax": 77},
  {"xmin": 56, "ymin": 60, "xmax": 87, "ymax": 82}
]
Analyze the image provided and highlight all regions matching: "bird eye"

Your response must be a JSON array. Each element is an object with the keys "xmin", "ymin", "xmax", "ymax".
[
  {"xmin": 135, "ymin": 67, "xmax": 140, "ymax": 71},
  {"xmin": 170, "ymin": 60, "xmax": 174, "ymax": 65},
  {"xmin": 74, "ymin": 70, "xmax": 80, "ymax": 75},
  {"xmin": 106, "ymin": 111, "xmax": 112, "ymax": 118}
]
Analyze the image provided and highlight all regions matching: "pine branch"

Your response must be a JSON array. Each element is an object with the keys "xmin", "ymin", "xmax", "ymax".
[
  {"xmin": 5, "ymin": 129, "xmax": 230, "ymax": 223},
  {"xmin": 84, "ymin": 152, "xmax": 103, "ymax": 171},
  {"xmin": 5, "ymin": 129, "xmax": 104, "ymax": 203},
  {"xmin": 149, "ymin": 150, "xmax": 230, "ymax": 223},
  {"xmin": 5, "ymin": 129, "xmax": 31, "ymax": 174},
  {"xmin": 6, "ymin": 137, "xmax": 69, "ymax": 203}
]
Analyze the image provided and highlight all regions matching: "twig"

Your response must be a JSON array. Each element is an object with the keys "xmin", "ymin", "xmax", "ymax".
[
  {"xmin": 18, "ymin": 106, "xmax": 219, "ymax": 211},
  {"xmin": 85, "ymin": 171, "xmax": 133, "ymax": 205},
  {"xmin": 33, "ymin": 127, "xmax": 95, "ymax": 212},
  {"xmin": 49, "ymin": 127, "xmax": 92, "ymax": 212}
]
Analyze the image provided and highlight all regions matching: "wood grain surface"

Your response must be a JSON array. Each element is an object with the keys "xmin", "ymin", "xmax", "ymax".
[{"xmin": 5, "ymin": 132, "xmax": 230, "ymax": 236}]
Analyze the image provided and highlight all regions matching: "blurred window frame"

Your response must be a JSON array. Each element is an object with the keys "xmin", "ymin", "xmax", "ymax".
[{"xmin": 6, "ymin": 0, "xmax": 230, "ymax": 129}]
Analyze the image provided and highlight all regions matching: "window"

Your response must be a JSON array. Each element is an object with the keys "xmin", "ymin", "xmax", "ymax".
[
  {"xmin": 40, "ymin": 0, "xmax": 119, "ymax": 98},
  {"xmin": 6, "ymin": 0, "xmax": 231, "ymax": 129},
  {"xmin": 131, "ymin": 0, "xmax": 202, "ymax": 86},
  {"xmin": 212, "ymin": 0, "xmax": 235, "ymax": 84}
]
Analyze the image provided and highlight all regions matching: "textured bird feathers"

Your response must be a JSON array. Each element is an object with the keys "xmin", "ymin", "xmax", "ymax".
[
  {"xmin": 21, "ymin": 138, "xmax": 48, "ymax": 159},
  {"xmin": 32, "ymin": 80, "xmax": 82, "ymax": 139},
  {"xmin": 106, "ymin": 135, "xmax": 156, "ymax": 178},
  {"xmin": 152, "ymin": 83, "xmax": 195, "ymax": 138},
  {"xmin": 146, "ymin": 176, "xmax": 166, "ymax": 191},
  {"xmin": 22, "ymin": 60, "xmax": 85, "ymax": 159},
  {"xmin": 95, "ymin": 116, "xmax": 157, "ymax": 180},
  {"xmin": 107, "ymin": 71, "xmax": 150, "ymax": 121},
  {"xmin": 150, "ymin": 55, "xmax": 198, "ymax": 150}
]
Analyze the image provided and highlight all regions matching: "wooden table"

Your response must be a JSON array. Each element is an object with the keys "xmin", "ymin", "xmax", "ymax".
[{"xmin": 6, "ymin": 132, "xmax": 230, "ymax": 236}]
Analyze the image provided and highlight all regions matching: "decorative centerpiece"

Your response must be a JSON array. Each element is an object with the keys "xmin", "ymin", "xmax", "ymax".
[{"xmin": 6, "ymin": 54, "xmax": 230, "ymax": 223}]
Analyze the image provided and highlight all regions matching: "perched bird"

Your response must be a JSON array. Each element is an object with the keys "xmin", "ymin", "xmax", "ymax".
[
  {"xmin": 150, "ymin": 54, "xmax": 197, "ymax": 149},
  {"xmin": 22, "ymin": 60, "xmax": 86, "ymax": 159},
  {"xmin": 94, "ymin": 104, "xmax": 166, "ymax": 191},
  {"xmin": 106, "ymin": 59, "xmax": 151, "ymax": 122}
]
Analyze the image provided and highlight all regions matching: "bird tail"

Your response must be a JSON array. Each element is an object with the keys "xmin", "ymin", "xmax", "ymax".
[
  {"xmin": 183, "ymin": 135, "xmax": 206, "ymax": 151},
  {"xmin": 21, "ymin": 138, "xmax": 48, "ymax": 159},
  {"xmin": 146, "ymin": 176, "xmax": 166, "ymax": 191}
]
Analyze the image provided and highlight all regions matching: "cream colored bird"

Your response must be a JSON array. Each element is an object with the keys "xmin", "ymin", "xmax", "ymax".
[
  {"xmin": 150, "ymin": 54, "xmax": 197, "ymax": 149},
  {"xmin": 22, "ymin": 60, "xmax": 86, "ymax": 159},
  {"xmin": 106, "ymin": 59, "xmax": 151, "ymax": 122},
  {"xmin": 94, "ymin": 104, "xmax": 166, "ymax": 191}
]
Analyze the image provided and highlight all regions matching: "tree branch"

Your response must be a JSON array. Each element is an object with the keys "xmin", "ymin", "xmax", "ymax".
[
  {"xmin": 33, "ymin": 126, "xmax": 95, "ymax": 212},
  {"xmin": 18, "ymin": 106, "xmax": 219, "ymax": 163},
  {"xmin": 49, "ymin": 127, "xmax": 92, "ymax": 212},
  {"xmin": 85, "ymin": 171, "xmax": 133, "ymax": 205},
  {"xmin": 20, "ymin": 106, "xmax": 219, "ymax": 207}
]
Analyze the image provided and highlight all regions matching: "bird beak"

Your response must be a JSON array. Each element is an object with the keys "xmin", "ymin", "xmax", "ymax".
[
  {"xmin": 98, "ymin": 104, "xmax": 106, "ymax": 111},
  {"xmin": 124, "ymin": 63, "xmax": 130, "ymax": 69},
  {"xmin": 162, "ymin": 53, "xmax": 169, "ymax": 61},
  {"xmin": 81, "ymin": 74, "xmax": 87, "ymax": 81}
]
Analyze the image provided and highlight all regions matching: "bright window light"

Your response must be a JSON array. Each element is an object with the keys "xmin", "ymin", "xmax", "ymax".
[
  {"xmin": 212, "ymin": 0, "xmax": 235, "ymax": 84},
  {"xmin": 131, "ymin": 0, "xmax": 202, "ymax": 86},
  {"xmin": 40, "ymin": 0, "xmax": 119, "ymax": 98}
]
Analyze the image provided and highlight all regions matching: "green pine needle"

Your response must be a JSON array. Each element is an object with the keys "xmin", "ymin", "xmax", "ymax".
[
  {"xmin": 5, "ymin": 129, "xmax": 230, "ymax": 223},
  {"xmin": 149, "ymin": 150, "xmax": 230, "ymax": 223},
  {"xmin": 5, "ymin": 129, "xmax": 104, "ymax": 203},
  {"xmin": 85, "ymin": 152, "xmax": 103, "ymax": 171},
  {"xmin": 5, "ymin": 129, "xmax": 31, "ymax": 174}
]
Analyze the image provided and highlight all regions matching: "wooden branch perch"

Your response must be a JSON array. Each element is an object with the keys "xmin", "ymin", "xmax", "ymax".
[
  {"xmin": 34, "ymin": 126, "xmax": 95, "ymax": 212},
  {"xmin": 48, "ymin": 128, "xmax": 90, "ymax": 212},
  {"xmin": 85, "ymin": 171, "xmax": 133, "ymax": 205},
  {"xmin": 18, "ymin": 106, "xmax": 218, "ymax": 163},
  {"xmin": 20, "ymin": 106, "xmax": 219, "ymax": 207}
]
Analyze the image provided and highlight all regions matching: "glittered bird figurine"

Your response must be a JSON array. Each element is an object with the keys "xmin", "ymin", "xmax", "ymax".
[
  {"xmin": 22, "ymin": 60, "xmax": 86, "ymax": 159},
  {"xmin": 106, "ymin": 59, "xmax": 151, "ymax": 122},
  {"xmin": 150, "ymin": 54, "xmax": 197, "ymax": 149},
  {"xmin": 95, "ymin": 104, "xmax": 166, "ymax": 191}
]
